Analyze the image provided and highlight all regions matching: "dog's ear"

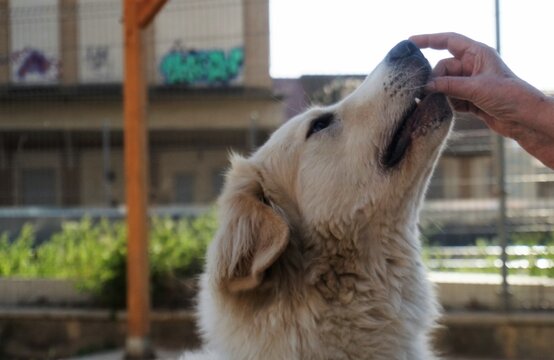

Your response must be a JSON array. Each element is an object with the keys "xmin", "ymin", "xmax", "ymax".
[{"xmin": 210, "ymin": 154, "xmax": 289, "ymax": 293}]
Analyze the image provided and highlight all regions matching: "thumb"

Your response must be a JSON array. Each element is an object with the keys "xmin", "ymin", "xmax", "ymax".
[{"xmin": 426, "ymin": 76, "xmax": 478, "ymax": 103}]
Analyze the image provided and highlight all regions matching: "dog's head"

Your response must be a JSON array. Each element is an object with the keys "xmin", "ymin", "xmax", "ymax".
[{"xmin": 207, "ymin": 41, "xmax": 453, "ymax": 293}]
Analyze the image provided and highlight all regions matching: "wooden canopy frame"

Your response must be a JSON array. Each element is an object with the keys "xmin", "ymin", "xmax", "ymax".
[{"xmin": 123, "ymin": 0, "xmax": 167, "ymax": 358}]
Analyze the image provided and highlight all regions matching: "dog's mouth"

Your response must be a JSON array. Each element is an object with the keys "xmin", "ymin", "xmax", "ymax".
[{"xmin": 382, "ymin": 92, "xmax": 452, "ymax": 168}]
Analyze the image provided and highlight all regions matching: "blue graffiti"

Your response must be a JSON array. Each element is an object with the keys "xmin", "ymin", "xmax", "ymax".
[
  {"xmin": 12, "ymin": 48, "xmax": 57, "ymax": 81},
  {"xmin": 159, "ymin": 47, "xmax": 244, "ymax": 85},
  {"xmin": 11, "ymin": 47, "xmax": 59, "ymax": 82}
]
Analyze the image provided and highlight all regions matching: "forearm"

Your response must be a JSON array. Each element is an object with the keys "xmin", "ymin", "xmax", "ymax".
[
  {"xmin": 514, "ymin": 92, "xmax": 554, "ymax": 169},
  {"xmin": 503, "ymin": 77, "xmax": 554, "ymax": 139},
  {"xmin": 535, "ymin": 94, "xmax": 554, "ymax": 139}
]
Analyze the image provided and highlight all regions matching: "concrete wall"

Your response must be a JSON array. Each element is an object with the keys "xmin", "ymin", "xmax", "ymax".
[
  {"xmin": 80, "ymin": 149, "xmax": 124, "ymax": 206},
  {"xmin": 0, "ymin": 96, "xmax": 282, "ymax": 130},
  {"xmin": 1, "ymin": 307, "xmax": 553, "ymax": 359},
  {"xmin": 9, "ymin": 0, "xmax": 60, "ymax": 84},
  {"xmin": 78, "ymin": 148, "xmax": 231, "ymax": 206},
  {"xmin": 13, "ymin": 150, "xmax": 62, "ymax": 206},
  {"xmin": 242, "ymin": 0, "xmax": 271, "ymax": 88},
  {"xmin": 438, "ymin": 155, "xmax": 495, "ymax": 200},
  {"xmin": 0, "ymin": 0, "xmax": 10, "ymax": 83},
  {"xmin": 436, "ymin": 312, "xmax": 554, "ymax": 359},
  {"xmin": 3, "ymin": 0, "xmax": 272, "ymax": 88},
  {"xmin": 77, "ymin": 0, "xmax": 122, "ymax": 83},
  {"xmin": 1, "ymin": 276, "xmax": 553, "ymax": 358},
  {"xmin": 154, "ymin": 0, "xmax": 244, "ymax": 86},
  {"xmin": 155, "ymin": 149, "xmax": 229, "ymax": 205}
]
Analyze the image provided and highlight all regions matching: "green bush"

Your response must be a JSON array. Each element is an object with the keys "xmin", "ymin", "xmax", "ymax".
[
  {"xmin": 0, "ymin": 224, "xmax": 37, "ymax": 277},
  {"xmin": 0, "ymin": 212, "xmax": 216, "ymax": 308}
]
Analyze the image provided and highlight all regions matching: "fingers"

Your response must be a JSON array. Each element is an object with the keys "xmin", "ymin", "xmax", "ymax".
[
  {"xmin": 433, "ymin": 57, "xmax": 464, "ymax": 77},
  {"xmin": 449, "ymin": 98, "xmax": 472, "ymax": 113},
  {"xmin": 426, "ymin": 76, "xmax": 478, "ymax": 102},
  {"xmin": 409, "ymin": 32, "xmax": 474, "ymax": 58}
]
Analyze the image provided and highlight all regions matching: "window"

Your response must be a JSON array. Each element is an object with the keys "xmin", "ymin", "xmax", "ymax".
[
  {"xmin": 174, "ymin": 173, "xmax": 194, "ymax": 204},
  {"xmin": 21, "ymin": 168, "xmax": 57, "ymax": 206},
  {"xmin": 212, "ymin": 169, "xmax": 225, "ymax": 199},
  {"xmin": 538, "ymin": 182, "xmax": 554, "ymax": 198},
  {"xmin": 427, "ymin": 162, "xmax": 444, "ymax": 199}
]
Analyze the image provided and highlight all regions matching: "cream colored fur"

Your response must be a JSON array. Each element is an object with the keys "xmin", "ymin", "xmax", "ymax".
[{"xmin": 182, "ymin": 42, "xmax": 453, "ymax": 360}]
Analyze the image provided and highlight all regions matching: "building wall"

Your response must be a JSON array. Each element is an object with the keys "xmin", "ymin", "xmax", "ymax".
[
  {"xmin": 154, "ymin": 0, "xmax": 244, "ymax": 87},
  {"xmin": 78, "ymin": 147, "xmax": 232, "ymax": 206},
  {"xmin": 441, "ymin": 156, "xmax": 461, "ymax": 199},
  {"xmin": 78, "ymin": 0, "xmax": 122, "ymax": 83},
  {"xmin": 80, "ymin": 149, "xmax": 124, "ymax": 206},
  {"xmin": 155, "ymin": 149, "xmax": 229, "ymax": 205},
  {"xmin": 0, "ymin": 96, "xmax": 283, "ymax": 130},
  {"xmin": 469, "ymin": 155, "xmax": 493, "ymax": 198},
  {"xmin": 13, "ymin": 150, "xmax": 62, "ymax": 205},
  {"xmin": 3, "ymin": 0, "xmax": 271, "ymax": 88},
  {"xmin": 437, "ymin": 155, "xmax": 495, "ymax": 200},
  {"xmin": 0, "ymin": 0, "xmax": 280, "ymax": 207},
  {"xmin": 0, "ymin": 0, "xmax": 10, "ymax": 83},
  {"xmin": 9, "ymin": 0, "xmax": 60, "ymax": 84}
]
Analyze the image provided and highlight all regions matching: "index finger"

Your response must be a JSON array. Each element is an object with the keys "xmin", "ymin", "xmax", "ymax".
[{"xmin": 409, "ymin": 32, "xmax": 475, "ymax": 58}]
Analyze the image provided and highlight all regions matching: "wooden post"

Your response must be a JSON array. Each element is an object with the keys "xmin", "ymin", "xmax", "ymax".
[
  {"xmin": 0, "ymin": 0, "xmax": 10, "ymax": 84},
  {"xmin": 123, "ymin": 0, "xmax": 166, "ymax": 358}
]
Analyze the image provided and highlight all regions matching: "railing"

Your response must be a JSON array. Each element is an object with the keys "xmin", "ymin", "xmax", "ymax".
[{"xmin": 425, "ymin": 245, "xmax": 554, "ymax": 273}]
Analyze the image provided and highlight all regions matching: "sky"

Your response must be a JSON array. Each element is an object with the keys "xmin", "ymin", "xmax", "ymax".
[{"xmin": 269, "ymin": 0, "xmax": 554, "ymax": 91}]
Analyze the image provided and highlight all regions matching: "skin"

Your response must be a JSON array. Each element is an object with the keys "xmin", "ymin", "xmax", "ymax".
[{"xmin": 409, "ymin": 32, "xmax": 554, "ymax": 169}]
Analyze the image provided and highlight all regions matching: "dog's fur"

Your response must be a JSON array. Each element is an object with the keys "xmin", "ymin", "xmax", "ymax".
[{"xmin": 183, "ymin": 41, "xmax": 453, "ymax": 360}]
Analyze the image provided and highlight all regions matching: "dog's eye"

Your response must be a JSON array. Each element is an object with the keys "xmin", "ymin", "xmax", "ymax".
[{"xmin": 306, "ymin": 113, "xmax": 335, "ymax": 139}]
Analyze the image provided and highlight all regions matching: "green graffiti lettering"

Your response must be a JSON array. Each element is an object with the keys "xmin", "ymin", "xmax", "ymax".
[
  {"xmin": 159, "ymin": 47, "xmax": 244, "ymax": 86},
  {"xmin": 227, "ymin": 48, "xmax": 244, "ymax": 78}
]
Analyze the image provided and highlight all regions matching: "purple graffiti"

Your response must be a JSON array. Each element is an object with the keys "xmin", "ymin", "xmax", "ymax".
[{"xmin": 11, "ymin": 48, "xmax": 59, "ymax": 82}]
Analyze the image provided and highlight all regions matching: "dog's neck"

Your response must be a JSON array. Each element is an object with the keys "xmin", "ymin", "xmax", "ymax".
[
  {"xmin": 302, "ymin": 217, "xmax": 422, "ymax": 300},
  {"xmin": 206, "ymin": 218, "xmax": 437, "ymax": 360}
]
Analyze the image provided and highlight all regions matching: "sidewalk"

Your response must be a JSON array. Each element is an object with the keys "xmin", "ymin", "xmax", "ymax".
[
  {"xmin": 67, "ymin": 350, "xmax": 499, "ymax": 360},
  {"xmin": 65, "ymin": 349, "xmax": 182, "ymax": 360}
]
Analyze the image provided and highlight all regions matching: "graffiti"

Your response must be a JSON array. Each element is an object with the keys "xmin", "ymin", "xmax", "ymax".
[
  {"xmin": 11, "ymin": 48, "xmax": 59, "ymax": 83},
  {"xmin": 159, "ymin": 47, "xmax": 244, "ymax": 86},
  {"xmin": 84, "ymin": 45, "xmax": 111, "ymax": 81},
  {"xmin": 85, "ymin": 46, "xmax": 110, "ymax": 72}
]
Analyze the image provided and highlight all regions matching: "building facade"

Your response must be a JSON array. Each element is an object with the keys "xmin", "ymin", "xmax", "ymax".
[{"xmin": 0, "ymin": 0, "xmax": 283, "ymax": 208}]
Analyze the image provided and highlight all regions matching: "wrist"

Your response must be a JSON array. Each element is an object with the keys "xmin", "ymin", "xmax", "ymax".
[{"xmin": 535, "ymin": 93, "xmax": 554, "ymax": 138}]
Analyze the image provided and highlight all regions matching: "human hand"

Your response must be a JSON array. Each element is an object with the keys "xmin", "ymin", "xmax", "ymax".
[{"xmin": 410, "ymin": 32, "xmax": 554, "ymax": 169}]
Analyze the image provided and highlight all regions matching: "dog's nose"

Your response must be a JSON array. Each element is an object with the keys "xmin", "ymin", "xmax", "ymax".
[{"xmin": 387, "ymin": 40, "xmax": 422, "ymax": 61}]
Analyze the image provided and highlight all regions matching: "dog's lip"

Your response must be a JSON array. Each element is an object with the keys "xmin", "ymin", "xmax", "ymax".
[{"xmin": 382, "ymin": 92, "xmax": 451, "ymax": 168}]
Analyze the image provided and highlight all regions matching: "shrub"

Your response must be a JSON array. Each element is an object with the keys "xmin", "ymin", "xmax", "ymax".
[
  {"xmin": 0, "ymin": 224, "xmax": 37, "ymax": 277},
  {"xmin": 0, "ymin": 212, "xmax": 217, "ymax": 309}
]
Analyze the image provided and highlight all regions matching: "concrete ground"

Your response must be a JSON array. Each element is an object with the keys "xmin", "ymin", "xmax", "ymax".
[
  {"xmin": 67, "ymin": 349, "xmax": 502, "ymax": 360},
  {"xmin": 65, "ymin": 349, "xmax": 182, "ymax": 360}
]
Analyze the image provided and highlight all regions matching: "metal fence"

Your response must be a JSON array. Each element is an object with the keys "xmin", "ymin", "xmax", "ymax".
[
  {"xmin": 0, "ymin": 1, "xmax": 554, "ymax": 358},
  {"xmin": 1, "ymin": 0, "xmax": 553, "ymax": 300},
  {"xmin": 0, "ymin": 0, "xmax": 271, "ymax": 232}
]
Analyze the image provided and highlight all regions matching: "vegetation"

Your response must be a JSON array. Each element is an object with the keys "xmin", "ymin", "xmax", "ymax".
[
  {"xmin": 1, "ymin": 216, "xmax": 552, "ymax": 308},
  {"xmin": 0, "ymin": 213, "xmax": 216, "ymax": 308},
  {"xmin": 423, "ymin": 233, "xmax": 554, "ymax": 278}
]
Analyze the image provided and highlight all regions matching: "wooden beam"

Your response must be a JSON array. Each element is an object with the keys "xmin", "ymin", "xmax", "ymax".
[
  {"xmin": 123, "ymin": 0, "xmax": 165, "ymax": 358},
  {"xmin": 138, "ymin": 0, "xmax": 167, "ymax": 29},
  {"xmin": 0, "ymin": 0, "xmax": 10, "ymax": 84},
  {"xmin": 59, "ymin": 0, "xmax": 78, "ymax": 84}
]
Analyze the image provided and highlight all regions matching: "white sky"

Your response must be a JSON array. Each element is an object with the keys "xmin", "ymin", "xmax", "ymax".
[{"xmin": 270, "ymin": 0, "xmax": 554, "ymax": 91}]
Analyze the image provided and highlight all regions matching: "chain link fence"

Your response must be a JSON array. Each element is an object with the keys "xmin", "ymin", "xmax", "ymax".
[{"xmin": 0, "ymin": 0, "xmax": 553, "ymax": 307}]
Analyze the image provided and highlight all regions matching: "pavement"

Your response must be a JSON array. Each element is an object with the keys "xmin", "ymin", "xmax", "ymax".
[
  {"xmin": 66, "ymin": 349, "xmax": 502, "ymax": 360},
  {"xmin": 65, "ymin": 349, "xmax": 182, "ymax": 360}
]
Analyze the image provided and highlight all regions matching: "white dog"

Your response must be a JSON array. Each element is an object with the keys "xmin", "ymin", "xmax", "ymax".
[{"xmin": 183, "ymin": 40, "xmax": 453, "ymax": 360}]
